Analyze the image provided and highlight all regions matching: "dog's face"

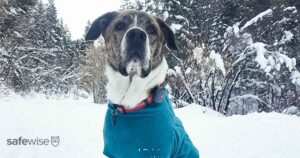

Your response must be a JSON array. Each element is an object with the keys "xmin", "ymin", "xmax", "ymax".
[{"xmin": 85, "ymin": 11, "xmax": 178, "ymax": 78}]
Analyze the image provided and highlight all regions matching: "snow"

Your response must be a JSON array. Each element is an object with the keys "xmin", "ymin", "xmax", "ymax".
[
  {"xmin": 209, "ymin": 50, "xmax": 226, "ymax": 75},
  {"xmin": 267, "ymin": 55, "xmax": 275, "ymax": 68},
  {"xmin": 278, "ymin": 31, "xmax": 294, "ymax": 45},
  {"xmin": 232, "ymin": 22, "xmax": 240, "ymax": 37},
  {"xmin": 230, "ymin": 94, "xmax": 266, "ymax": 104},
  {"xmin": 176, "ymin": 104, "xmax": 300, "ymax": 158},
  {"xmin": 170, "ymin": 23, "xmax": 183, "ymax": 32},
  {"xmin": 283, "ymin": 6, "xmax": 297, "ymax": 12},
  {"xmin": 291, "ymin": 70, "xmax": 300, "ymax": 85},
  {"xmin": 0, "ymin": 47, "xmax": 8, "ymax": 56},
  {"xmin": 1, "ymin": 96, "xmax": 300, "ymax": 158},
  {"xmin": 282, "ymin": 106, "xmax": 300, "ymax": 116},
  {"xmin": 163, "ymin": 11, "xmax": 169, "ymax": 19},
  {"xmin": 251, "ymin": 42, "xmax": 268, "ymax": 70},
  {"xmin": 167, "ymin": 68, "xmax": 177, "ymax": 76},
  {"xmin": 0, "ymin": 97, "xmax": 103, "ymax": 158},
  {"xmin": 0, "ymin": 84, "xmax": 15, "ymax": 98},
  {"xmin": 241, "ymin": 9, "xmax": 273, "ymax": 31},
  {"xmin": 9, "ymin": 7, "xmax": 18, "ymax": 15},
  {"xmin": 278, "ymin": 54, "xmax": 296, "ymax": 72},
  {"xmin": 185, "ymin": 67, "xmax": 192, "ymax": 74},
  {"xmin": 193, "ymin": 46, "xmax": 204, "ymax": 64},
  {"xmin": 174, "ymin": 66, "xmax": 182, "ymax": 75},
  {"xmin": 249, "ymin": 41, "xmax": 297, "ymax": 75},
  {"xmin": 174, "ymin": 15, "xmax": 186, "ymax": 20},
  {"xmin": 292, "ymin": 10, "xmax": 297, "ymax": 14},
  {"xmin": 13, "ymin": 31, "xmax": 23, "ymax": 38},
  {"xmin": 225, "ymin": 22, "xmax": 240, "ymax": 38},
  {"xmin": 278, "ymin": 17, "xmax": 290, "ymax": 25}
]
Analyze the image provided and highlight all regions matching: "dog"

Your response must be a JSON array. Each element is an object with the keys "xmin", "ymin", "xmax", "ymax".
[{"xmin": 85, "ymin": 11, "xmax": 199, "ymax": 158}]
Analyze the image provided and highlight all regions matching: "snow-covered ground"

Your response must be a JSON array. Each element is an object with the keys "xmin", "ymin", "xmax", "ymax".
[{"xmin": 1, "ymin": 96, "xmax": 300, "ymax": 158}]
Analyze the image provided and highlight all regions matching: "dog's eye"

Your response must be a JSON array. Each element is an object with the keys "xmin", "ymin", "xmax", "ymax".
[
  {"xmin": 146, "ymin": 25, "xmax": 156, "ymax": 35},
  {"xmin": 115, "ymin": 22, "xmax": 127, "ymax": 31}
]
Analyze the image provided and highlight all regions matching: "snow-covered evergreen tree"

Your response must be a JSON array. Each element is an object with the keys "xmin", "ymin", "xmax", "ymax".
[
  {"xmin": 0, "ymin": 0, "xmax": 84, "ymax": 96},
  {"xmin": 122, "ymin": 0, "xmax": 300, "ymax": 115}
]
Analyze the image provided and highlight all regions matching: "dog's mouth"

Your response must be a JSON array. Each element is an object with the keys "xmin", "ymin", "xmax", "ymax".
[{"xmin": 119, "ymin": 54, "xmax": 151, "ymax": 78}]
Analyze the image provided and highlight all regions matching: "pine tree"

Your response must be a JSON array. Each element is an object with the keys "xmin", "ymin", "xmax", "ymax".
[
  {"xmin": 0, "ymin": 0, "xmax": 85, "ymax": 95},
  {"xmin": 121, "ymin": 0, "xmax": 300, "ymax": 115}
]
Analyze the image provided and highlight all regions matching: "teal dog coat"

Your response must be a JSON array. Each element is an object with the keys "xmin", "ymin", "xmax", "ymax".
[{"xmin": 103, "ymin": 86, "xmax": 199, "ymax": 158}]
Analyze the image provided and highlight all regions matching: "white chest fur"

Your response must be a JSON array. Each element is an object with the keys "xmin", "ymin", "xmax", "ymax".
[{"xmin": 106, "ymin": 57, "xmax": 168, "ymax": 109}]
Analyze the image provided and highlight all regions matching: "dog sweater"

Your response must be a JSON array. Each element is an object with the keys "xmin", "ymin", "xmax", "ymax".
[{"xmin": 103, "ymin": 91, "xmax": 199, "ymax": 158}]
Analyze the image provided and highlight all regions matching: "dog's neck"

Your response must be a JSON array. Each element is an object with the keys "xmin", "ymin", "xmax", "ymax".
[{"xmin": 106, "ymin": 57, "xmax": 168, "ymax": 109}]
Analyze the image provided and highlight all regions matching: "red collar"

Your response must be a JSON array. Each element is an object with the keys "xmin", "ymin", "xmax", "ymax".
[{"xmin": 113, "ymin": 83, "xmax": 164, "ymax": 113}]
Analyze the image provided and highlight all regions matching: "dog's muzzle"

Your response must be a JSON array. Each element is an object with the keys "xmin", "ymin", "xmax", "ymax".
[{"xmin": 120, "ymin": 28, "xmax": 151, "ymax": 78}]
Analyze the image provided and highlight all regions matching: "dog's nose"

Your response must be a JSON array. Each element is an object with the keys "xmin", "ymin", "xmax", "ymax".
[{"xmin": 126, "ymin": 28, "xmax": 146, "ymax": 42}]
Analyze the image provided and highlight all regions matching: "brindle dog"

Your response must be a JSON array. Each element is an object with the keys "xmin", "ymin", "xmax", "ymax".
[
  {"xmin": 86, "ymin": 11, "xmax": 178, "ymax": 108},
  {"xmin": 85, "ymin": 11, "xmax": 199, "ymax": 158}
]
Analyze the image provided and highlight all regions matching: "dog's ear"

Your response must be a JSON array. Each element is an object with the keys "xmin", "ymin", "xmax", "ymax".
[
  {"xmin": 85, "ymin": 11, "xmax": 119, "ymax": 41},
  {"xmin": 155, "ymin": 17, "xmax": 178, "ymax": 51}
]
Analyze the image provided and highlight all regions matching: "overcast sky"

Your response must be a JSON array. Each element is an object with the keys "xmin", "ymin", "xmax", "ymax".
[{"xmin": 53, "ymin": 0, "xmax": 121, "ymax": 39}]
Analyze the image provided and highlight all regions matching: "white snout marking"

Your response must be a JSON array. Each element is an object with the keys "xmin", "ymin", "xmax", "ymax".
[{"xmin": 133, "ymin": 15, "xmax": 137, "ymax": 27}]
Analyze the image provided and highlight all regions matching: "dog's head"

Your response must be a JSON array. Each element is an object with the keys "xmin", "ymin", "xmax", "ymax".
[{"xmin": 85, "ymin": 11, "xmax": 178, "ymax": 78}]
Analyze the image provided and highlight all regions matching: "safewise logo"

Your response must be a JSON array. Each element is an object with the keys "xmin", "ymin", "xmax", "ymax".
[{"xmin": 6, "ymin": 136, "xmax": 60, "ymax": 147}]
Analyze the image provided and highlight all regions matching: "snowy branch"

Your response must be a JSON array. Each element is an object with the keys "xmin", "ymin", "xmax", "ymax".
[{"xmin": 240, "ymin": 9, "xmax": 273, "ymax": 31}]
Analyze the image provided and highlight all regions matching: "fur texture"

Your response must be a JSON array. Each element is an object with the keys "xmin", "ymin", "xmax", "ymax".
[
  {"xmin": 106, "ymin": 57, "xmax": 168, "ymax": 108},
  {"xmin": 85, "ymin": 11, "xmax": 178, "ymax": 108}
]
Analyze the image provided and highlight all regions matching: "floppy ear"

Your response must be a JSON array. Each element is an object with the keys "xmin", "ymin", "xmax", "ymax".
[
  {"xmin": 156, "ymin": 17, "xmax": 179, "ymax": 51},
  {"xmin": 85, "ymin": 11, "xmax": 118, "ymax": 41}
]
